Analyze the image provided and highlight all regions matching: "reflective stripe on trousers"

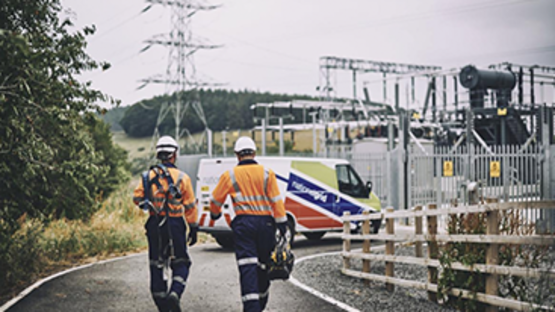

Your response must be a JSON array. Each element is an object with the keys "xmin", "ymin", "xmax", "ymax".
[{"xmin": 232, "ymin": 215, "xmax": 276, "ymax": 312}]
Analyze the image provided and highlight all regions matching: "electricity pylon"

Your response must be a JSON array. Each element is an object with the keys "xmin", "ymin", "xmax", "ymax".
[{"xmin": 139, "ymin": 0, "xmax": 220, "ymax": 155}]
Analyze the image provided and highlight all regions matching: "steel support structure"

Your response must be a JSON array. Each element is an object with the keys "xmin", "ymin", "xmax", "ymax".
[
  {"xmin": 140, "ymin": 0, "xmax": 219, "ymax": 155},
  {"xmin": 319, "ymin": 56, "xmax": 441, "ymax": 101}
]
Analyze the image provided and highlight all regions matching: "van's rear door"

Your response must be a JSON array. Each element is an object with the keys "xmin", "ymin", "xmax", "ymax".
[{"xmin": 197, "ymin": 159, "xmax": 235, "ymax": 231}]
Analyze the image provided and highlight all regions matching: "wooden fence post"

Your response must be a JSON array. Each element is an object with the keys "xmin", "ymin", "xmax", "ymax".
[
  {"xmin": 343, "ymin": 211, "xmax": 351, "ymax": 270},
  {"xmin": 427, "ymin": 203, "xmax": 438, "ymax": 302},
  {"xmin": 485, "ymin": 197, "xmax": 500, "ymax": 312},
  {"xmin": 385, "ymin": 207, "xmax": 395, "ymax": 292},
  {"xmin": 414, "ymin": 205, "xmax": 423, "ymax": 258},
  {"xmin": 362, "ymin": 211, "xmax": 371, "ymax": 285}
]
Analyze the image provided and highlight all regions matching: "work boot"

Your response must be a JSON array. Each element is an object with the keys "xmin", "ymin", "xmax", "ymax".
[
  {"xmin": 153, "ymin": 293, "xmax": 170, "ymax": 312},
  {"xmin": 156, "ymin": 302, "xmax": 170, "ymax": 312},
  {"xmin": 167, "ymin": 292, "xmax": 182, "ymax": 312}
]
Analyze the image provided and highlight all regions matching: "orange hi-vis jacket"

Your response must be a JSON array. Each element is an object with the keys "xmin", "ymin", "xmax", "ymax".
[
  {"xmin": 133, "ymin": 164, "xmax": 198, "ymax": 226},
  {"xmin": 210, "ymin": 160, "xmax": 287, "ymax": 223}
]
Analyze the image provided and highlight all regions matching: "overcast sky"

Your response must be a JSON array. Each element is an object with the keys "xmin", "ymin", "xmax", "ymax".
[{"xmin": 62, "ymin": 0, "xmax": 555, "ymax": 109}]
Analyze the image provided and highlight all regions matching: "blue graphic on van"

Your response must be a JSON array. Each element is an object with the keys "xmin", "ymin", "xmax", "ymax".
[
  {"xmin": 286, "ymin": 173, "xmax": 365, "ymax": 217},
  {"xmin": 287, "ymin": 173, "xmax": 333, "ymax": 205},
  {"xmin": 275, "ymin": 173, "xmax": 288, "ymax": 184}
]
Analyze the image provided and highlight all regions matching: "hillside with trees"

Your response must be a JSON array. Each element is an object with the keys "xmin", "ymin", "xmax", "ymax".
[
  {"xmin": 100, "ymin": 106, "xmax": 128, "ymax": 131},
  {"xmin": 119, "ymin": 89, "xmax": 317, "ymax": 138}
]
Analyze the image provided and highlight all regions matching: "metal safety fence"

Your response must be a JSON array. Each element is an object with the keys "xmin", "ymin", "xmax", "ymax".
[
  {"xmin": 345, "ymin": 143, "xmax": 553, "ymax": 233},
  {"xmin": 350, "ymin": 152, "xmax": 390, "ymax": 206},
  {"xmin": 408, "ymin": 145, "xmax": 544, "ymax": 205},
  {"xmin": 407, "ymin": 145, "xmax": 546, "ymax": 231}
]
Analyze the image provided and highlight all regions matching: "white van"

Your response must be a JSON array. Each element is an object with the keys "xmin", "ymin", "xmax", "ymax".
[{"xmin": 196, "ymin": 157, "xmax": 382, "ymax": 248}]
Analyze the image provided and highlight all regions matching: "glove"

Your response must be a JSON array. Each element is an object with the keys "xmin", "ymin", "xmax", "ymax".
[
  {"xmin": 210, "ymin": 212, "xmax": 221, "ymax": 221},
  {"xmin": 277, "ymin": 222, "xmax": 288, "ymax": 237},
  {"xmin": 188, "ymin": 224, "xmax": 198, "ymax": 246}
]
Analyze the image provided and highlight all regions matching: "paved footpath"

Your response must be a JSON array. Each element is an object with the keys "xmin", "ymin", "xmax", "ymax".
[{"xmin": 7, "ymin": 238, "xmax": 347, "ymax": 312}]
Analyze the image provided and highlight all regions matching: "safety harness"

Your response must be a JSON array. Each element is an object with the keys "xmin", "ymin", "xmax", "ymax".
[{"xmin": 141, "ymin": 164, "xmax": 185, "ymax": 273}]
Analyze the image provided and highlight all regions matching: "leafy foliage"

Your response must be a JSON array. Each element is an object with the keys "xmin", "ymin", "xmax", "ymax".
[
  {"xmin": 496, "ymin": 210, "xmax": 553, "ymax": 308},
  {"xmin": 0, "ymin": 0, "xmax": 130, "ymax": 292},
  {"xmin": 438, "ymin": 212, "xmax": 487, "ymax": 311},
  {"xmin": 0, "ymin": 186, "xmax": 147, "ymax": 300},
  {"xmin": 438, "ymin": 204, "xmax": 552, "ymax": 311},
  {"xmin": 119, "ymin": 89, "xmax": 317, "ymax": 138}
]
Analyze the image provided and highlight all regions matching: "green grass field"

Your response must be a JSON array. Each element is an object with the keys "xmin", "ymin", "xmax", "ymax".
[
  {"xmin": 112, "ymin": 131, "xmax": 153, "ymax": 159},
  {"xmin": 112, "ymin": 128, "xmax": 363, "ymax": 158}
]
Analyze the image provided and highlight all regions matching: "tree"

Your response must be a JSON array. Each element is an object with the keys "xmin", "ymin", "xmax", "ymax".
[
  {"xmin": 120, "ymin": 98, "xmax": 162, "ymax": 137},
  {"xmin": 0, "ymin": 0, "xmax": 127, "ymax": 227},
  {"xmin": 119, "ymin": 88, "xmax": 318, "ymax": 137}
]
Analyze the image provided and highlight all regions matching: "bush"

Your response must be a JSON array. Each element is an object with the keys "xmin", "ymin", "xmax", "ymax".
[
  {"xmin": 438, "ymin": 204, "xmax": 552, "ymax": 310},
  {"xmin": 0, "ymin": 219, "xmax": 46, "ymax": 292},
  {"xmin": 0, "ymin": 185, "xmax": 147, "ymax": 302}
]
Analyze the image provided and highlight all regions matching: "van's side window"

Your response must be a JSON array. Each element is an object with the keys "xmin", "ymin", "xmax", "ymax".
[{"xmin": 336, "ymin": 165, "xmax": 366, "ymax": 198}]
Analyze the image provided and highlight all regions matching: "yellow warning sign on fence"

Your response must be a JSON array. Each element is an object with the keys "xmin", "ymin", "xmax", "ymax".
[
  {"xmin": 490, "ymin": 161, "xmax": 501, "ymax": 178},
  {"xmin": 443, "ymin": 161, "xmax": 453, "ymax": 177}
]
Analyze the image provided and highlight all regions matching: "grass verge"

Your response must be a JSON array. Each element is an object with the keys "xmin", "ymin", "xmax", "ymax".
[{"xmin": 0, "ymin": 181, "xmax": 212, "ymax": 306}]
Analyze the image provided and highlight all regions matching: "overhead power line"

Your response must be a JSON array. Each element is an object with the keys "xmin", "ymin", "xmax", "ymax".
[
  {"xmin": 202, "ymin": 26, "xmax": 315, "ymax": 65},
  {"xmin": 90, "ymin": 5, "xmax": 153, "ymax": 43}
]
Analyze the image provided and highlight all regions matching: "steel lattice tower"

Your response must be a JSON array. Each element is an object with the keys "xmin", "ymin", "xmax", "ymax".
[{"xmin": 140, "ymin": 0, "xmax": 219, "ymax": 155}]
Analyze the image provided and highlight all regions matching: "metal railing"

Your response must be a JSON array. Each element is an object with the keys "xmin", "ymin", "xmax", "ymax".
[{"xmin": 344, "ymin": 143, "xmax": 552, "ymax": 232}]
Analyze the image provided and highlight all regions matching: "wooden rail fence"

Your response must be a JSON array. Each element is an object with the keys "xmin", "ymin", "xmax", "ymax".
[{"xmin": 341, "ymin": 200, "xmax": 555, "ymax": 312}]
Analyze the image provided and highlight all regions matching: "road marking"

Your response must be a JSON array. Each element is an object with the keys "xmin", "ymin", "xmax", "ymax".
[
  {"xmin": 2, "ymin": 241, "xmax": 409, "ymax": 312},
  {"xmin": 288, "ymin": 245, "xmax": 390, "ymax": 312},
  {"xmin": 0, "ymin": 253, "xmax": 145, "ymax": 312},
  {"xmin": 289, "ymin": 250, "xmax": 359, "ymax": 312}
]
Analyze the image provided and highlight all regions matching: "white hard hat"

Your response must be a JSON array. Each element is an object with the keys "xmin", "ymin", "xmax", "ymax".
[
  {"xmin": 234, "ymin": 136, "xmax": 257, "ymax": 153},
  {"xmin": 156, "ymin": 135, "xmax": 179, "ymax": 154}
]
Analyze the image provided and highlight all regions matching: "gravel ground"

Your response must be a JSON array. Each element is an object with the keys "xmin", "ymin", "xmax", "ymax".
[
  {"xmin": 293, "ymin": 245, "xmax": 555, "ymax": 312},
  {"xmin": 292, "ymin": 246, "xmax": 455, "ymax": 312}
]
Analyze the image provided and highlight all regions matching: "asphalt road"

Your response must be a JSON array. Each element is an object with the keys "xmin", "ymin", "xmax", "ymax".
[{"xmin": 7, "ymin": 234, "xmax": 354, "ymax": 312}]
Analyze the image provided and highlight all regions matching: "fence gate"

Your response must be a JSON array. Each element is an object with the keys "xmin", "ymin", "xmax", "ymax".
[
  {"xmin": 350, "ymin": 152, "xmax": 391, "ymax": 207},
  {"xmin": 349, "ymin": 142, "xmax": 553, "ymax": 232},
  {"xmin": 406, "ymin": 144, "xmax": 551, "ymax": 232}
]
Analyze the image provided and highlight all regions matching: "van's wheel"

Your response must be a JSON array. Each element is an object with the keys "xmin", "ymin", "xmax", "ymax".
[
  {"xmin": 303, "ymin": 232, "xmax": 326, "ymax": 240},
  {"xmin": 371, "ymin": 219, "xmax": 382, "ymax": 234},
  {"xmin": 350, "ymin": 222, "xmax": 361, "ymax": 234},
  {"xmin": 215, "ymin": 236, "xmax": 234, "ymax": 249}
]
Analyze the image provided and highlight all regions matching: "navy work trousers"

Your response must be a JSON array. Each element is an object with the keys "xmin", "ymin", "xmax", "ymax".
[
  {"xmin": 146, "ymin": 215, "xmax": 191, "ymax": 310},
  {"xmin": 232, "ymin": 215, "xmax": 276, "ymax": 312}
]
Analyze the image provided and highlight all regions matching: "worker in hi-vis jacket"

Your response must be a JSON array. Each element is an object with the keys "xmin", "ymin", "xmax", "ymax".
[
  {"xmin": 210, "ymin": 136, "xmax": 287, "ymax": 312},
  {"xmin": 133, "ymin": 136, "xmax": 198, "ymax": 312}
]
